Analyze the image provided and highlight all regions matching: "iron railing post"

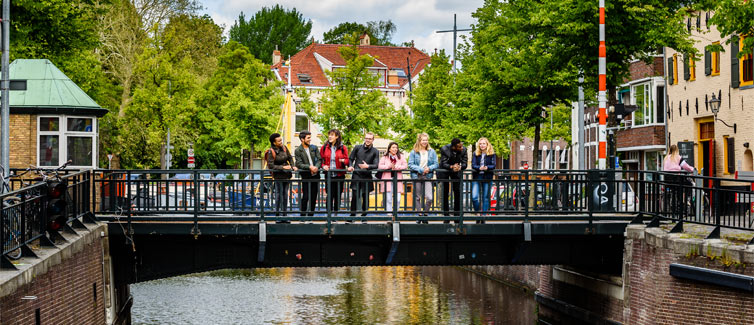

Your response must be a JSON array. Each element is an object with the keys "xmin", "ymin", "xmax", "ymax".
[
  {"xmin": 392, "ymin": 172, "xmax": 398, "ymax": 222},
  {"xmin": 193, "ymin": 170, "xmax": 199, "ymax": 235},
  {"xmin": 326, "ymin": 171, "xmax": 332, "ymax": 232},
  {"xmin": 20, "ymin": 191, "xmax": 26, "ymax": 244},
  {"xmin": 260, "ymin": 171, "xmax": 266, "ymax": 222}
]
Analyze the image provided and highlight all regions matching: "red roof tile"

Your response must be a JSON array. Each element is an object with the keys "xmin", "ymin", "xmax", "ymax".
[{"xmin": 271, "ymin": 43, "xmax": 431, "ymax": 89}]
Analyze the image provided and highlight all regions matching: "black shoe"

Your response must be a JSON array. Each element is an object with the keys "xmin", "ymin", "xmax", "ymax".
[
  {"xmin": 346, "ymin": 220, "xmax": 354, "ymax": 223},
  {"xmin": 416, "ymin": 220, "xmax": 422, "ymax": 224},
  {"xmin": 350, "ymin": 213, "xmax": 356, "ymax": 217},
  {"xmin": 361, "ymin": 220, "xmax": 367, "ymax": 224}
]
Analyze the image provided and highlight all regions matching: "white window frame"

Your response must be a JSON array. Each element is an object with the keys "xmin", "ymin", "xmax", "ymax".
[{"xmin": 37, "ymin": 115, "xmax": 98, "ymax": 169}]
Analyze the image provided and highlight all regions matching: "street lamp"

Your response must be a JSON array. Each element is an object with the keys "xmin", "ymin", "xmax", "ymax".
[{"xmin": 708, "ymin": 93, "xmax": 736, "ymax": 133}]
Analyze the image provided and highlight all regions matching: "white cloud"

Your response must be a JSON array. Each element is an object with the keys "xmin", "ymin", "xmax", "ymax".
[{"xmin": 200, "ymin": 0, "xmax": 483, "ymax": 54}]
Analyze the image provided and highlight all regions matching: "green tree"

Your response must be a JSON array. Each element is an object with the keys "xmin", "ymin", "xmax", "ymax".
[
  {"xmin": 194, "ymin": 41, "xmax": 284, "ymax": 168},
  {"xmin": 322, "ymin": 20, "xmax": 397, "ymax": 46},
  {"xmin": 699, "ymin": 0, "xmax": 754, "ymax": 54},
  {"xmin": 300, "ymin": 36, "xmax": 395, "ymax": 145},
  {"xmin": 229, "ymin": 5, "xmax": 312, "ymax": 64}
]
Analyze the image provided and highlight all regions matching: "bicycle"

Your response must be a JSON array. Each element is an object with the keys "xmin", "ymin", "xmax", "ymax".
[{"xmin": 1, "ymin": 165, "xmax": 34, "ymax": 260}]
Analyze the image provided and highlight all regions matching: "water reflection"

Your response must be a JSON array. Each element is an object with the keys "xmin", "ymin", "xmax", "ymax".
[{"xmin": 131, "ymin": 266, "xmax": 536, "ymax": 324}]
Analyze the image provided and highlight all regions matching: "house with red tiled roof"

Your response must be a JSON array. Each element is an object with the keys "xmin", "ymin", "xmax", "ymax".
[{"xmin": 270, "ymin": 38, "xmax": 431, "ymax": 149}]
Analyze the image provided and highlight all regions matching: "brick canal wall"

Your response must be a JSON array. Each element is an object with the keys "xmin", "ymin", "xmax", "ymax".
[
  {"xmin": 471, "ymin": 224, "xmax": 754, "ymax": 324},
  {"xmin": 623, "ymin": 224, "xmax": 754, "ymax": 324},
  {"xmin": 0, "ymin": 223, "xmax": 110, "ymax": 325}
]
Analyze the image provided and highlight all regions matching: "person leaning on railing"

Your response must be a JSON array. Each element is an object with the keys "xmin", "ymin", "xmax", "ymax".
[
  {"xmin": 320, "ymin": 129, "xmax": 349, "ymax": 214},
  {"xmin": 471, "ymin": 137, "xmax": 497, "ymax": 222},
  {"xmin": 663, "ymin": 144, "xmax": 695, "ymax": 217},
  {"xmin": 438, "ymin": 138, "xmax": 468, "ymax": 221},
  {"xmin": 408, "ymin": 133, "xmax": 439, "ymax": 223},
  {"xmin": 347, "ymin": 132, "xmax": 379, "ymax": 221},
  {"xmin": 266, "ymin": 133, "xmax": 297, "ymax": 222},
  {"xmin": 294, "ymin": 131, "xmax": 320, "ymax": 217},
  {"xmin": 378, "ymin": 142, "xmax": 407, "ymax": 215}
]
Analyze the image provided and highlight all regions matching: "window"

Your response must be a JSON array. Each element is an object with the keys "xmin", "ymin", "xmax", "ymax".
[
  {"xmin": 295, "ymin": 114, "xmax": 309, "ymax": 133},
  {"xmin": 689, "ymin": 54, "xmax": 696, "ymax": 81},
  {"xmin": 699, "ymin": 121, "xmax": 715, "ymax": 140},
  {"xmin": 712, "ymin": 42, "xmax": 721, "ymax": 76},
  {"xmin": 740, "ymin": 37, "xmax": 753, "ymax": 86},
  {"xmin": 673, "ymin": 54, "xmax": 679, "ymax": 84},
  {"xmin": 38, "ymin": 116, "xmax": 96, "ymax": 168},
  {"xmin": 725, "ymin": 137, "xmax": 735, "ymax": 174},
  {"xmin": 297, "ymin": 74, "xmax": 312, "ymax": 84},
  {"xmin": 631, "ymin": 82, "xmax": 654, "ymax": 126}
]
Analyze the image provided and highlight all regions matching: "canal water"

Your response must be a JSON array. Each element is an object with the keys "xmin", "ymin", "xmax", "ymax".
[{"xmin": 131, "ymin": 266, "xmax": 538, "ymax": 324}]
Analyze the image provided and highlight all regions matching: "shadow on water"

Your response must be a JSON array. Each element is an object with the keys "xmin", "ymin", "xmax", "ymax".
[{"xmin": 131, "ymin": 266, "xmax": 538, "ymax": 324}]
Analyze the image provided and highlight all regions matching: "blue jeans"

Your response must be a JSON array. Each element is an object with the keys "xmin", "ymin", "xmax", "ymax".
[{"xmin": 472, "ymin": 181, "xmax": 491, "ymax": 212}]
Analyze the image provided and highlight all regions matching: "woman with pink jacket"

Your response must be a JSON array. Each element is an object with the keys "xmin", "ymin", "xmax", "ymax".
[{"xmin": 379, "ymin": 142, "xmax": 407, "ymax": 212}]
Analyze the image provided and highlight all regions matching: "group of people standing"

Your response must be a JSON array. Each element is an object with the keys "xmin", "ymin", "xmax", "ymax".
[{"xmin": 265, "ymin": 129, "xmax": 497, "ymax": 223}]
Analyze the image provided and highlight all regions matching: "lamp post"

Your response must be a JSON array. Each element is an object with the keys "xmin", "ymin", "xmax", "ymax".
[{"xmin": 708, "ymin": 93, "xmax": 736, "ymax": 133}]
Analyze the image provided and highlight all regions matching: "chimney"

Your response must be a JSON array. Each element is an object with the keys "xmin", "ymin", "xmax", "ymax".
[
  {"xmin": 272, "ymin": 48, "xmax": 282, "ymax": 65},
  {"xmin": 359, "ymin": 34, "xmax": 371, "ymax": 46}
]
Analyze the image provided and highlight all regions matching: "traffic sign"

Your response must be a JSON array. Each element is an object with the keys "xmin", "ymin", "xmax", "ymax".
[
  {"xmin": 187, "ymin": 156, "xmax": 195, "ymax": 164},
  {"xmin": 188, "ymin": 163, "xmax": 195, "ymax": 168},
  {"xmin": 187, "ymin": 148, "xmax": 194, "ymax": 157}
]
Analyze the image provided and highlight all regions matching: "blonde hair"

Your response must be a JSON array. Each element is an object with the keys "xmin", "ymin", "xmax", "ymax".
[
  {"xmin": 475, "ymin": 137, "xmax": 495, "ymax": 156},
  {"xmin": 665, "ymin": 144, "xmax": 680, "ymax": 162},
  {"xmin": 412, "ymin": 133, "xmax": 431, "ymax": 152}
]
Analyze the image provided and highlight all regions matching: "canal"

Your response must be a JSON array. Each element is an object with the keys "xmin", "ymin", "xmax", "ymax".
[{"xmin": 131, "ymin": 266, "xmax": 538, "ymax": 324}]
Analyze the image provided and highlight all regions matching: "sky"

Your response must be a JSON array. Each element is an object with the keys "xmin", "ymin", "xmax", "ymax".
[{"xmin": 199, "ymin": 0, "xmax": 484, "ymax": 57}]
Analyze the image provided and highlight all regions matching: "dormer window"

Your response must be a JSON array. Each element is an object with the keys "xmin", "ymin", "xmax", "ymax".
[{"xmin": 297, "ymin": 73, "xmax": 312, "ymax": 84}]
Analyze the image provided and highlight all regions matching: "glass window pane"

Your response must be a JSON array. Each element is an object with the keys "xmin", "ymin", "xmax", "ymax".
[
  {"xmin": 67, "ymin": 136, "xmax": 92, "ymax": 166},
  {"xmin": 39, "ymin": 117, "xmax": 59, "ymax": 131},
  {"xmin": 39, "ymin": 135, "xmax": 59, "ymax": 166},
  {"xmin": 632, "ymin": 85, "xmax": 645, "ymax": 126},
  {"xmin": 67, "ymin": 118, "xmax": 93, "ymax": 132},
  {"xmin": 295, "ymin": 115, "xmax": 309, "ymax": 133}
]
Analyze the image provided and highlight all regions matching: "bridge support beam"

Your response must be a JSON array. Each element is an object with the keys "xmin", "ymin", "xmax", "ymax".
[
  {"xmin": 386, "ymin": 222, "xmax": 400, "ymax": 264},
  {"xmin": 258, "ymin": 222, "xmax": 266, "ymax": 263},
  {"xmin": 523, "ymin": 221, "xmax": 532, "ymax": 242}
]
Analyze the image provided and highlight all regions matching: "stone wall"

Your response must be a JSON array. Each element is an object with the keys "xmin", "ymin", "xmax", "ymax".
[
  {"xmin": 624, "ymin": 224, "xmax": 754, "ymax": 324},
  {"xmin": 0, "ymin": 224, "xmax": 108, "ymax": 325}
]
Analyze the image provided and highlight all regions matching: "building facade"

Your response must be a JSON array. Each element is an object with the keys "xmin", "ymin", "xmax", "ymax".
[
  {"xmin": 8, "ymin": 59, "xmax": 107, "ymax": 170},
  {"xmin": 615, "ymin": 57, "xmax": 667, "ymax": 179},
  {"xmin": 665, "ymin": 12, "xmax": 754, "ymax": 179},
  {"xmin": 269, "ymin": 37, "xmax": 431, "ymax": 151}
]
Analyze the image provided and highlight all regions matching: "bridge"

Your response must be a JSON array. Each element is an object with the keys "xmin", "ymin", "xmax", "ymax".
[{"xmin": 2, "ymin": 169, "xmax": 753, "ymax": 284}]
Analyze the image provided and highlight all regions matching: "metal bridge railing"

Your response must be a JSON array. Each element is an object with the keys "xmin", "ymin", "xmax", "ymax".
[
  {"xmin": 91, "ymin": 169, "xmax": 649, "ymax": 226},
  {"xmin": 1, "ymin": 182, "xmax": 47, "ymax": 261}
]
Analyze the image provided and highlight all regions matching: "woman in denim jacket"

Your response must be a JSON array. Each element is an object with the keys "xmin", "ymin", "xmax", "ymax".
[
  {"xmin": 471, "ymin": 137, "xmax": 496, "ymax": 222},
  {"xmin": 407, "ymin": 133, "xmax": 439, "ymax": 222}
]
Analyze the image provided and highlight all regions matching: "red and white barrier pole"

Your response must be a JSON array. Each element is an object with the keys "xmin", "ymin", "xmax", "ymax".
[{"xmin": 598, "ymin": 0, "xmax": 607, "ymax": 169}]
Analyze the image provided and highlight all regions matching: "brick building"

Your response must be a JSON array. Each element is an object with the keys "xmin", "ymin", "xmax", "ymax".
[
  {"xmin": 269, "ymin": 36, "xmax": 431, "ymax": 150},
  {"xmin": 510, "ymin": 137, "xmax": 569, "ymax": 170},
  {"xmin": 665, "ymin": 12, "xmax": 754, "ymax": 178},
  {"xmin": 615, "ymin": 57, "xmax": 667, "ymax": 178},
  {"xmin": 7, "ymin": 59, "xmax": 107, "ymax": 170}
]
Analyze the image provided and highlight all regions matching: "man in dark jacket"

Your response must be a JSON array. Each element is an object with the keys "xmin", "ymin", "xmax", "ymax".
[
  {"xmin": 294, "ymin": 131, "xmax": 321, "ymax": 217},
  {"xmin": 438, "ymin": 138, "xmax": 467, "ymax": 220},
  {"xmin": 267, "ymin": 133, "xmax": 297, "ymax": 221},
  {"xmin": 347, "ymin": 132, "xmax": 379, "ymax": 221}
]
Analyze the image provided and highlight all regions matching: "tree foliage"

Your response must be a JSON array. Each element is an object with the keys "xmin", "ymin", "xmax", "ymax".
[
  {"xmin": 322, "ymin": 20, "xmax": 397, "ymax": 46},
  {"xmin": 300, "ymin": 36, "xmax": 395, "ymax": 146},
  {"xmin": 229, "ymin": 5, "xmax": 312, "ymax": 64},
  {"xmin": 698, "ymin": 0, "xmax": 754, "ymax": 55}
]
